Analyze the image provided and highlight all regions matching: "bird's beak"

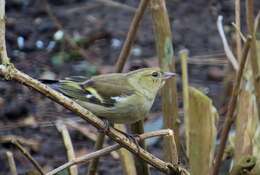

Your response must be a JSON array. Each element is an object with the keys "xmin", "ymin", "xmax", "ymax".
[{"xmin": 162, "ymin": 72, "xmax": 176, "ymax": 80}]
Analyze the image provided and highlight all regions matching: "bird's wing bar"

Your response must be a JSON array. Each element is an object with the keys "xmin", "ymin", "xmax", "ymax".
[{"xmin": 59, "ymin": 77, "xmax": 134, "ymax": 107}]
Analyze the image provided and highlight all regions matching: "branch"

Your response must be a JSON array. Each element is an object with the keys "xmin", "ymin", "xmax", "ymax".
[
  {"xmin": 0, "ymin": 65, "xmax": 180, "ymax": 174},
  {"xmin": 56, "ymin": 121, "xmax": 78, "ymax": 175},
  {"xmin": 115, "ymin": 124, "xmax": 137, "ymax": 175},
  {"xmin": 115, "ymin": 0, "xmax": 150, "ymax": 72},
  {"xmin": 48, "ymin": 144, "xmax": 120, "ymax": 175},
  {"xmin": 234, "ymin": 0, "xmax": 242, "ymax": 60},
  {"xmin": 95, "ymin": 0, "xmax": 136, "ymax": 12},
  {"xmin": 46, "ymin": 129, "xmax": 179, "ymax": 175},
  {"xmin": 130, "ymin": 120, "xmax": 150, "ymax": 175},
  {"xmin": 0, "ymin": 135, "xmax": 40, "ymax": 151},
  {"xmin": 87, "ymin": 132, "xmax": 105, "ymax": 175},
  {"xmin": 0, "ymin": 0, "xmax": 9, "ymax": 65},
  {"xmin": 254, "ymin": 11, "xmax": 260, "ymax": 31},
  {"xmin": 212, "ymin": 36, "xmax": 252, "ymax": 175},
  {"xmin": 231, "ymin": 22, "xmax": 246, "ymax": 42},
  {"xmin": 5, "ymin": 151, "xmax": 17, "ymax": 175},
  {"xmin": 5, "ymin": 138, "xmax": 45, "ymax": 175},
  {"xmin": 43, "ymin": 0, "xmax": 93, "ymax": 64},
  {"xmin": 65, "ymin": 121, "xmax": 119, "ymax": 159},
  {"xmin": 217, "ymin": 16, "xmax": 239, "ymax": 71}
]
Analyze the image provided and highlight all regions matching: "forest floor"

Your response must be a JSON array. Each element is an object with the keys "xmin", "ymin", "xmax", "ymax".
[{"xmin": 0, "ymin": 0, "xmax": 259, "ymax": 174}]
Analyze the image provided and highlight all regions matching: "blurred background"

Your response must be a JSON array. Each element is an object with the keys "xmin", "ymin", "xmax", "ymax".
[{"xmin": 0, "ymin": 0, "xmax": 259, "ymax": 174}]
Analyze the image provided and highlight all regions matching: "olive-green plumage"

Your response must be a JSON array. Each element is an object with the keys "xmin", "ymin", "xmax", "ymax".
[{"xmin": 45, "ymin": 67, "xmax": 175, "ymax": 124}]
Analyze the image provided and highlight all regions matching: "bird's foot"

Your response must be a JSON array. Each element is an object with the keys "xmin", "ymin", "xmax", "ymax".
[
  {"xmin": 98, "ymin": 119, "xmax": 110, "ymax": 134},
  {"xmin": 112, "ymin": 127, "xmax": 141, "ymax": 153}
]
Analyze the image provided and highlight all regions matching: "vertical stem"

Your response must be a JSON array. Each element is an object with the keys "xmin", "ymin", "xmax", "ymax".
[
  {"xmin": 11, "ymin": 139, "xmax": 45, "ymax": 175},
  {"xmin": 88, "ymin": 1, "xmax": 149, "ymax": 174},
  {"xmin": 130, "ymin": 120, "xmax": 150, "ymax": 175},
  {"xmin": 180, "ymin": 49, "xmax": 189, "ymax": 156},
  {"xmin": 115, "ymin": 124, "xmax": 137, "ymax": 175},
  {"xmin": 0, "ymin": 0, "xmax": 9, "ymax": 65},
  {"xmin": 246, "ymin": 0, "xmax": 260, "ymax": 120},
  {"xmin": 235, "ymin": 0, "xmax": 242, "ymax": 61},
  {"xmin": 6, "ymin": 151, "xmax": 17, "ymax": 175},
  {"xmin": 56, "ymin": 121, "xmax": 78, "ymax": 175},
  {"xmin": 212, "ymin": 37, "xmax": 251, "ymax": 175},
  {"xmin": 87, "ymin": 133, "xmax": 105, "ymax": 175},
  {"xmin": 150, "ymin": 0, "xmax": 180, "ymax": 161}
]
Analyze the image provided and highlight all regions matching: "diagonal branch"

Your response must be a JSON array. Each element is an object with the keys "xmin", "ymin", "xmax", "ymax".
[
  {"xmin": 46, "ymin": 129, "xmax": 179, "ymax": 175},
  {"xmin": 0, "ymin": 64, "xmax": 181, "ymax": 174},
  {"xmin": 1, "ymin": 138, "xmax": 45, "ymax": 175},
  {"xmin": 115, "ymin": 0, "xmax": 150, "ymax": 72},
  {"xmin": 212, "ymin": 36, "xmax": 252, "ymax": 175}
]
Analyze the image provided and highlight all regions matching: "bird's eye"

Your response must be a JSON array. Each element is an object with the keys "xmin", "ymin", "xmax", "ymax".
[{"xmin": 151, "ymin": 72, "xmax": 159, "ymax": 77}]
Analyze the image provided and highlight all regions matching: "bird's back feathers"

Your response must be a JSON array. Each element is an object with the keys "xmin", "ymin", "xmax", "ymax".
[{"xmin": 41, "ymin": 74, "xmax": 135, "ymax": 108}]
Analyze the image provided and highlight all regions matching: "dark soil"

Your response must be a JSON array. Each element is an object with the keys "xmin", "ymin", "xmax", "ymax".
[{"xmin": 1, "ymin": 0, "xmax": 259, "ymax": 174}]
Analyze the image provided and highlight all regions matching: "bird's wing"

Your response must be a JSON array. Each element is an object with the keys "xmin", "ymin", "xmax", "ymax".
[{"xmin": 58, "ymin": 74, "xmax": 134, "ymax": 107}]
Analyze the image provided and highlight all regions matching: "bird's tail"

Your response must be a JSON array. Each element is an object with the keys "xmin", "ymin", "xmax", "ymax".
[{"xmin": 38, "ymin": 79, "xmax": 61, "ymax": 91}]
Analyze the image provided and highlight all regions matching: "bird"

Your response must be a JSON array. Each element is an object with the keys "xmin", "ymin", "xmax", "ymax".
[{"xmin": 42, "ymin": 67, "xmax": 176, "ymax": 124}]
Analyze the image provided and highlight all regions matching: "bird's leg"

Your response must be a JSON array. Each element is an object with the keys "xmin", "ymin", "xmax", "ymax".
[
  {"xmin": 112, "ymin": 127, "xmax": 141, "ymax": 153},
  {"xmin": 98, "ymin": 119, "xmax": 111, "ymax": 134},
  {"xmin": 98, "ymin": 121, "xmax": 141, "ymax": 153}
]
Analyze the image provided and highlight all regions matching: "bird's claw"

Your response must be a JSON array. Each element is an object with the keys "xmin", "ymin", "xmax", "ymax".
[
  {"xmin": 113, "ymin": 128, "xmax": 141, "ymax": 153},
  {"xmin": 98, "ymin": 120, "xmax": 110, "ymax": 134}
]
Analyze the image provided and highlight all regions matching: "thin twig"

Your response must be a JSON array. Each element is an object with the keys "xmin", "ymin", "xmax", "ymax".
[
  {"xmin": 9, "ymin": 139, "xmax": 45, "ymax": 175},
  {"xmin": 48, "ymin": 144, "xmax": 121, "ymax": 175},
  {"xmin": 6, "ymin": 151, "xmax": 18, "ymax": 175},
  {"xmin": 56, "ymin": 120, "xmax": 78, "ymax": 175},
  {"xmin": 66, "ymin": 121, "xmax": 97, "ymax": 141},
  {"xmin": 87, "ymin": 133, "xmax": 105, "ymax": 175},
  {"xmin": 235, "ymin": 0, "xmax": 242, "ymax": 60},
  {"xmin": 95, "ymin": 0, "xmax": 136, "ymax": 12},
  {"xmin": 130, "ymin": 120, "xmax": 150, "ymax": 175},
  {"xmin": 232, "ymin": 23, "xmax": 246, "ymax": 42},
  {"xmin": 0, "ymin": 0, "xmax": 9, "ymax": 65},
  {"xmin": 0, "ymin": 135, "xmax": 40, "ymax": 151},
  {"xmin": 65, "ymin": 121, "xmax": 120, "ymax": 159},
  {"xmin": 115, "ymin": 0, "xmax": 150, "ymax": 72},
  {"xmin": 43, "ymin": 0, "xmax": 93, "ymax": 64},
  {"xmin": 254, "ymin": 11, "xmax": 260, "ymax": 31},
  {"xmin": 212, "ymin": 36, "xmax": 252, "ymax": 175},
  {"xmin": 46, "ymin": 129, "xmax": 175, "ymax": 175},
  {"xmin": 217, "ymin": 16, "xmax": 239, "ymax": 71},
  {"xmin": 115, "ymin": 124, "xmax": 137, "ymax": 175}
]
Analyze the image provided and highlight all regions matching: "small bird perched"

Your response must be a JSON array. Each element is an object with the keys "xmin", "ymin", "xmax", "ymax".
[{"xmin": 43, "ymin": 67, "xmax": 175, "ymax": 124}]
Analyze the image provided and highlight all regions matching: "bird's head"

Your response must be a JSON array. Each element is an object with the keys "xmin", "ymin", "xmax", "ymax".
[{"xmin": 127, "ymin": 67, "xmax": 176, "ymax": 99}]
